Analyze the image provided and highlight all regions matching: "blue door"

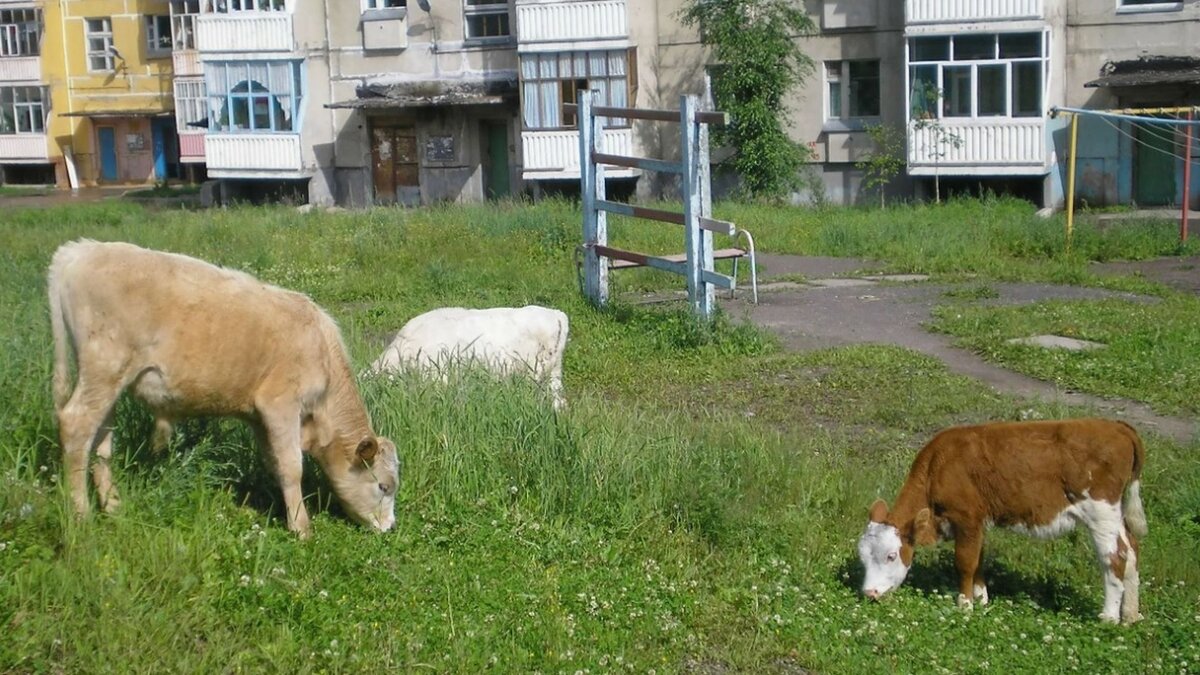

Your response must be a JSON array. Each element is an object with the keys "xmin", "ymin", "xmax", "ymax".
[
  {"xmin": 97, "ymin": 127, "xmax": 118, "ymax": 182},
  {"xmin": 151, "ymin": 120, "xmax": 167, "ymax": 180}
]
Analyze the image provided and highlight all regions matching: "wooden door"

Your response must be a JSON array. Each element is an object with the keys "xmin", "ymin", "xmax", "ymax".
[{"xmin": 371, "ymin": 125, "xmax": 419, "ymax": 206}]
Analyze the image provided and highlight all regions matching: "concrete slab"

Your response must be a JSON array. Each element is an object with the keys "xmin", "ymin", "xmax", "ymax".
[
  {"xmin": 863, "ymin": 274, "xmax": 931, "ymax": 283},
  {"xmin": 1005, "ymin": 335, "xmax": 1107, "ymax": 351},
  {"xmin": 807, "ymin": 278, "xmax": 878, "ymax": 288}
]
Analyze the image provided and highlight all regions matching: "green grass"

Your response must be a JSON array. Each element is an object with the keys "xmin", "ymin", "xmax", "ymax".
[
  {"xmin": 1, "ymin": 199, "xmax": 1198, "ymax": 672},
  {"xmin": 931, "ymin": 295, "xmax": 1200, "ymax": 416},
  {"xmin": 0, "ymin": 185, "xmax": 52, "ymax": 197}
]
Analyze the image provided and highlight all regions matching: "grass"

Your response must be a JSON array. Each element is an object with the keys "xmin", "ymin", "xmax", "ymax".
[
  {"xmin": 1, "ymin": 198, "xmax": 1198, "ymax": 672},
  {"xmin": 123, "ymin": 183, "xmax": 203, "ymax": 199},
  {"xmin": 0, "ymin": 185, "xmax": 52, "ymax": 197}
]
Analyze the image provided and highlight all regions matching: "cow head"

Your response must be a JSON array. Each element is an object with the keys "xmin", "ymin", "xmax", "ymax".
[
  {"xmin": 326, "ymin": 435, "xmax": 400, "ymax": 532},
  {"xmin": 858, "ymin": 499, "xmax": 937, "ymax": 599}
]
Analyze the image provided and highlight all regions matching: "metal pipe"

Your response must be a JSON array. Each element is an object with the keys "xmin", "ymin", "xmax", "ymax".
[
  {"xmin": 1066, "ymin": 113, "xmax": 1079, "ymax": 253},
  {"xmin": 1183, "ymin": 110, "xmax": 1193, "ymax": 243}
]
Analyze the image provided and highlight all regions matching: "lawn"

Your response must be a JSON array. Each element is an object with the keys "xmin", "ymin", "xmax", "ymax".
[{"xmin": 0, "ymin": 199, "xmax": 1197, "ymax": 673}]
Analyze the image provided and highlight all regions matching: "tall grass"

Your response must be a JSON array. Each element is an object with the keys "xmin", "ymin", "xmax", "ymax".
[{"xmin": 1, "ymin": 200, "xmax": 1197, "ymax": 672}]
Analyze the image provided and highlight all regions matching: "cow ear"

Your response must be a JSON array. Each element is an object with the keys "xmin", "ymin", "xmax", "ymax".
[
  {"xmin": 868, "ymin": 499, "xmax": 889, "ymax": 523},
  {"xmin": 913, "ymin": 508, "xmax": 937, "ymax": 546},
  {"xmin": 356, "ymin": 437, "xmax": 379, "ymax": 466}
]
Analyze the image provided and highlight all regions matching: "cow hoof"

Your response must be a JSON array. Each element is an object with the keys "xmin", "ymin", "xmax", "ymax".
[
  {"xmin": 956, "ymin": 594, "xmax": 974, "ymax": 611},
  {"xmin": 973, "ymin": 584, "xmax": 989, "ymax": 606},
  {"xmin": 1099, "ymin": 612, "xmax": 1120, "ymax": 624},
  {"xmin": 1121, "ymin": 612, "xmax": 1144, "ymax": 625}
]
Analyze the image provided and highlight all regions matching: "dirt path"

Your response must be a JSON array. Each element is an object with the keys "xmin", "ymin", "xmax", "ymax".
[{"xmin": 722, "ymin": 254, "xmax": 1198, "ymax": 444}]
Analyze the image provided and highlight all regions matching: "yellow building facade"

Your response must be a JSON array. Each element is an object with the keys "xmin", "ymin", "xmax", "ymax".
[{"xmin": 41, "ymin": 0, "xmax": 175, "ymax": 186}]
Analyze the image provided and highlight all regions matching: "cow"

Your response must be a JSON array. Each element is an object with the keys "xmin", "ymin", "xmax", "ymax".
[
  {"xmin": 48, "ymin": 240, "xmax": 400, "ymax": 538},
  {"xmin": 369, "ymin": 306, "xmax": 569, "ymax": 410},
  {"xmin": 857, "ymin": 418, "xmax": 1147, "ymax": 624}
]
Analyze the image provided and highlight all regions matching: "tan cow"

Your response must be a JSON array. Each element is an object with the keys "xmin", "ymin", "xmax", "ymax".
[
  {"xmin": 48, "ymin": 240, "xmax": 399, "ymax": 538},
  {"xmin": 858, "ymin": 418, "xmax": 1147, "ymax": 624}
]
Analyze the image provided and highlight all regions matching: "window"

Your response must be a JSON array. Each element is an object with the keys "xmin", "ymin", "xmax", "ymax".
[
  {"xmin": 171, "ymin": 0, "xmax": 199, "ymax": 50},
  {"xmin": 146, "ymin": 15, "xmax": 172, "ymax": 55},
  {"xmin": 203, "ymin": 0, "xmax": 286, "ymax": 13},
  {"xmin": 205, "ymin": 61, "xmax": 303, "ymax": 133},
  {"xmin": 825, "ymin": 60, "xmax": 880, "ymax": 121},
  {"xmin": 465, "ymin": 0, "xmax": 509, "ymax": 41},
  {"xmin": 908, "ymin": 31, "xmax": 1047, "ymax": 119},
  {"xmin": 85, "ymin": 18, "xmax": 114, "ymax": 72},
  {"xmin": 0, "ymin": 8, "xmax": 41, "ymax": 57},
  {"xmin": 520, "ymin": 49, "xmax": 634, "ymax": 129},
  {"xmin": 1118, "ymin": 0, "xmax": 1182, "ymax": 10},
  {"xmin": 0, "ymin": 86, "xmax": 46, "ymax": 134},
  {"xmin": 174, "ymin": 78, "xmax": 208, "ymax": 129},
  {"xmin": 363, "ymin": 0, "xmax": 406, "ymax": 9}
]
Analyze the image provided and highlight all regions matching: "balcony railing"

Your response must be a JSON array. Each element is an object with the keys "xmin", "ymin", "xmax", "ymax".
[
  {"xmin": 515, "ymin": 0, "xmax": 627, "ymax": 48},
  {"xmin": 172, "ymin": 50, "xmax": 202, "ymax": 77},
  {"xmin": 907, "ymin": 118, "xmax": 1045, "ymax": 175},
  {"xmin": 0, "ymin": 133, "xmax": 48, "ymax": 161},
  {"xmin": 196, "ymin": 13, "xmax": 293, "ymax": 53},
  {"xmin": 906, "ymin": 0, "xmax": 1043, "ymax": 25},
  {"xmin": 522, "ymin": 127, "xmax": 632, "ymax": 177},
  {"xmin": 204, "ymin": 134, "xmax": 302, "ymax": 172},
  {"xmin": 179, "ymin": 133, "xmax": 206, "ymax": 162},
  {"xmin": 0, "ymin": 55, "xmax": 40, "ymax": 82}
]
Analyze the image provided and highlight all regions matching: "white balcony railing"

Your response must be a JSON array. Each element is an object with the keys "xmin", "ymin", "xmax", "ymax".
[
  {"xmin": 906, "ymin": 0, "xmax": 1043, "ymax": 25},
  {"xmin": 196, "ymin": 13, "xmax": 293, "ymax": 53},
  {"xmin": 0, "ymin": 55, "xmax": 40, "ymax": 82},
  {"xmin": 172, "ymin": 50, "xmax": 202, "ymax": 77},
  {"xmin": 516, "ymin": 0, "xmax": 627, "ymax": 48},
  {"xmin": 907, "ymin": 118, "xmax": 1045, "ymax": 175},
  {"xmin": 522, "ymin": 127, "xmax": 633, "ymax": 177},
  {"xmin": 0, "ymin": 133, "xmax": 49, "ymax": 161},
  {"xmin": 204, "ymin": 134, "xmax": 302, "ymax": 172}
]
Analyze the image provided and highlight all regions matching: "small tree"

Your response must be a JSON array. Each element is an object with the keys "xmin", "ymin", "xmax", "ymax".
[
  {"xmin": 855, "ymin": 123, "xmax": 905, "ymax": 208},
  {"xmin": 910, "ymin": 82, "xmax": 962, "ymax": 204},
  {"xmin": 681, "ymin": 0, "xmax": 814, "ymax": 201}
]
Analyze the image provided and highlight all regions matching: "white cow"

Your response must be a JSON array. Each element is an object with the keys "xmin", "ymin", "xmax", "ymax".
[{"xmin": 370, "ymin": 306, "xmax": 569, "ymax": 409}]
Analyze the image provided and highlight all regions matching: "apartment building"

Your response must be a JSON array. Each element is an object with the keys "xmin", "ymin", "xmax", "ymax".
[{"xmin": 0, "ymin": 0, "xmax": 53, "ymax": 183}]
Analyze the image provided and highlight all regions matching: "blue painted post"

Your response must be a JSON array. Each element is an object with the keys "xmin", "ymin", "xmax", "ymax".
[
  {"xmin": 579, "ymin": 90, "xmax": 608, "ymax": 307},
  {"xmin": 680, "ymin": 94, "xmax": 713, "ymax": 319}
]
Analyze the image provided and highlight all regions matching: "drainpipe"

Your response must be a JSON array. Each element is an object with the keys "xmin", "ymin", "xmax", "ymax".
[{"xmin": 1183, "ymin": 109, "xmax": 1192, "ymax": 243}]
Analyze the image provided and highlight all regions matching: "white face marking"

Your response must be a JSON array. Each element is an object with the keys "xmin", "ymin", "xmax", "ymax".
[
  {"xmin": 334, "ymin": 441, "xmax": 400, "ymax": 532},
  {"xmin": 858, "ymin": 522, "xmax": 910, "ymax": 597}
]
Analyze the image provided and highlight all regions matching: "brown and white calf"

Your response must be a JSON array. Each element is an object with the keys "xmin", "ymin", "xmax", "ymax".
[
  {"xmin": 48, "ymin": 240, "xmax": 400, "ymax": 538},
  {"xmin": 857, "ymin": 418, "xmax": 1147, "ymax": 624}
]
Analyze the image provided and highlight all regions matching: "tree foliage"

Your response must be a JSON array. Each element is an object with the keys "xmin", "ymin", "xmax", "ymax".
[
  {"xmin": 681, "ymin": 0, "xmax": 815, "ymax": 200},
  {"xmin": 855, "ymin": 124, "xmax": 906, "ymax": 208}
]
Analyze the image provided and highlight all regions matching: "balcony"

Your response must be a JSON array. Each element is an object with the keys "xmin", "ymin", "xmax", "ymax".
[
  {"xmin": 172, "ymin": 50, "xmax": 202, "ymax": 77},
  {"xmin": 0, "ymin": 134, "xmax": 49, "ymax": 162},
  {"xmin": 204, "ymin": 134, "xmax": 302, "ymax": 175},
  {"xmin": 522, "ymin": 127, "xmax": 633, "ymax": 179},
  {"xmin": 907, "ymin": 118, "xmax": 1046, "ymax": 176},
  {"xmin": 515, "ymin": 0, "xmax": 627, "ymax": 51},
  {"xmin": 179, "ymin": 133, "xmax": 205, "ymax": 163},
  {"xmin": 906, "ymin": 0, "xmax": 1043, "ymax": 26},
  {"xmin": 0, "ymin": 55, "xmax": 40, "ymax": 82},
  {"xmin": 196, "ymin": 13, "xmax": 293, "ymax": 53}
]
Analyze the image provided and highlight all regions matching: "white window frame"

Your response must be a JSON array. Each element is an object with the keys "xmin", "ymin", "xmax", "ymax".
[
  {"xmin": 170, "ymin": 0, "xmax": 199, "ymax": 51},
  {"xmin": 85, "ymin": 17, "xmax": 114, "ymax": 72},
  {"xmin": 205, "ymin": 60, "xmax": 304, "ymax": 133},
  {"xmin": 1116, "ymin": 0, "xmax": 1183, "ymax": 13},
  {"xmin": 203, "ymin": 0, "xmax": 286, "ymax": 13},
  {"xmin": 363, "ymin": 0, "xmax": 406, "ymax": 10},
  {"xmin": 145, "ymin": 15, "xmax": 172, "ymax": 56},
  {"xmin": 464, "ymin": 0, "xmax": 510, "ymax": 43},
  {"xmin": 174, "ymin": 78, "xmax": 208, "ymax": 130},
  {"xmin": 0, "ymin": 8, "xmax": 41, "ymax": 57},
  {"xmin": 0, "ymin": 86, "xmax": 46, "ymax": 134},
  {"xmin": 824, "ymin": 59, "xmax": 881, "ymax": 124},
  {"xmin": 520, "ymin": 49, "xmax": 633, "ymax": 130},
  {"xmin": 906, "ymin": 31, "xmax": 1049, "ymax": 121}
]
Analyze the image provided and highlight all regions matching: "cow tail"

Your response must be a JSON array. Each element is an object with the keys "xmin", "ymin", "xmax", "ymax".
[
  {"xmin": 1119, "ymin": 421, "xmax": 1148, "ymax": 539},
  {"xmin": 48, "ymin": 248, "xmax": 74, "ymax": 411}
]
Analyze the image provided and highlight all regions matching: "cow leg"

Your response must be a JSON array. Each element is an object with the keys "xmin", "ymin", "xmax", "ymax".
[
  {"xmin": 91, "ymin": 409, "xmax": 121, "ymax": 513},
  {"xmin": 973, "ymin": 568, "xmax": 989, "ymax": 606},
  {"xmin": 58, "ymin": 374, "xmax": 124, "ymax": 517},
  {"xmin": 257, "ymin": 413, "xmax": 311, "ymax": 539},
  {"xmin": 1082, "ymin": 500, "xmax": 1126, "ymax": 623},
  {"xmin": 1119, "ymin": 529, "xmax": 1142, "ymax": 624},
  {"xmin": 150, "ymin": 417, "xmax": 174, "ymax": 453},
  {"xmin": 953, "ymin": 527, "xmax": 985, "ymax": 610}
]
